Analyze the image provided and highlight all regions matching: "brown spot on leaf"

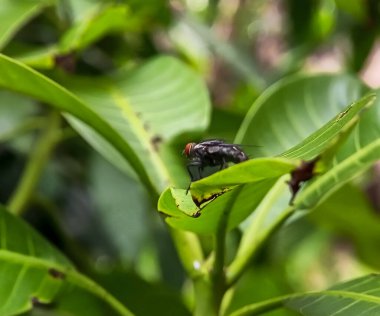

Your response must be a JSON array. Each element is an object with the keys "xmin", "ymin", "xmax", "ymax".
[
  {"xmin": 31, "ymin": 296, "xmax": 55, "ymax": 308},
  {"xmin": 336, "ymin": 105, "xmax": 352, "ymax": 121},
  {"xmin": 287, "ymin": 157, "xmax": 319, "ymax": 205},
  {"xmin": 54, "ymin": 52, "xmax": 76, "ymax": 73},
  {"xmin": 48, "ymin": 268, "xmax": 66, "ymax": 279},
  {"xmin": 191, "ymin": 210, "xmax": 201, "ymax": 218},
  {"xmin": 151, "ymin": 135, "xmax": 163, "ymax": 151}
]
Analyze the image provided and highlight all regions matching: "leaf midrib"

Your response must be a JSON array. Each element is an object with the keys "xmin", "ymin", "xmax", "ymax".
[
  {"xmin": 108, "ymin": 86, "xmax": 173, "ymax": 189},
  {"xmin": 0, "ymin": 250, "xmax": 134, "ymax": 316},
  {"xmin": 230, "ymin": 285, "xmax": 380, "ymax": 316},
  {"xmin": 0, "ymin": 249, "xmax": 71, "ymax": 272}
]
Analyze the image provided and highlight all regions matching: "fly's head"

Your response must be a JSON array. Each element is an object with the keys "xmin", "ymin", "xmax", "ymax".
[{"xmin": 183, "ymin": 142, "xmax": 196, "ymax": 158}]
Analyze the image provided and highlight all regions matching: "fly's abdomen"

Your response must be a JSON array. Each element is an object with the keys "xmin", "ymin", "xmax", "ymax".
[
  {"xmin": 223, "ymin": 146, "xmax": 248, "ymax": 163},
  {"xmin": 235, "ymin": 150, "xmax": 248, "ymax": 162}
]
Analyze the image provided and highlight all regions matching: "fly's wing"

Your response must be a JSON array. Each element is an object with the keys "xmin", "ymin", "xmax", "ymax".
[
  {"xmin": 195, "ymin": 140, "xmax": 226, "ymax": 155},
  {"xmin": 198, "ymin": 139, "xmax": 226, "ymax": 146},
  {"xmin": 206, "ymin": 145, "xmax": 225, "ymax": 154}
]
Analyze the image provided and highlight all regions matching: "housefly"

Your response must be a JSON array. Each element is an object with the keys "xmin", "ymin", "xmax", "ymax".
[{"xmin": 183, "ymin": 140, "xmax": 249, "ymax": 183}]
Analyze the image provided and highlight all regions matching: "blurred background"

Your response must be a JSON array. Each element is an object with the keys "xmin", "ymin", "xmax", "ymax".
[{"xmin": 1, "ymin": 0, "xmax": 380, "ymax": 315}]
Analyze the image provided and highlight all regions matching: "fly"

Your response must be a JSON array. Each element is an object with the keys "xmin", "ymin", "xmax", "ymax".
[{"xmin": 183, "ymin": 140, "xmax": 249, "ymax": 184}]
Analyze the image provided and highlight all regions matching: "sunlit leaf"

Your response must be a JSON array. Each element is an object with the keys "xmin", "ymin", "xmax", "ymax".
[
  {"xmin": 158, "ymin": 158, "xmax": 296, "ymax": 234},
  {"xmin": 0, "ymin": 53, "xmax": 156, "ymax": 192},
  {"xmin": 190, "ymin": 158, "xmax": 296, "ymax": 203},
  {"xmin": 61, "ymin": 56, "xmax": 210, "ymax": 190},
  {"xmin": 0, "ymin": 54, "xmax": 210, "ymax": 193},
  {"xmin": 159, "ymin": 180, "xmax": 277, "ymax": 234}
]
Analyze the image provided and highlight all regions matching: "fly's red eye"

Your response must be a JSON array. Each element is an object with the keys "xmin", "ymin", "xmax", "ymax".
[{"xmin": 184, "ymin": 143, "xmax": 194, "ymax": 156}]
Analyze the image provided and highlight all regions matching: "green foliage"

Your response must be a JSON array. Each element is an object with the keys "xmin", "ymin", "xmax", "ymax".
[
  {"xmin": 0, "ymin": 1, "xmax": 380, "ymax": 316},
  {"xmin": 0, "ymin": 205, "xmax": 132, "ymax": 315}
]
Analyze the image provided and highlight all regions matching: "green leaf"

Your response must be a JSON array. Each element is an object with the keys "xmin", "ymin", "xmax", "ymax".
[
  {"xmin": 285, "ymin": 274, "xmax": 380, "ymax": 316},
  {"xmin": 7, "ymin": 44, "xmax": 58, "ymax": 69},
  {"xmin": 59, "ymin": 4, "xmax": 131, "ymax": 52},
  {"xmin": 61, "ymin": 56, "xmax": 210, "ymax": 190},
  {"xmin": 0, "ymin": 53, "xmax": 156, "ymax": 192},
  {"xmin": 158, "ymin": 158, "xmax": 296, "ymax": 234},
  {"xmin": 294, "ymin": 137, "xmax": 380, "ymax": 209},
  {"xmin": 0, "ymin": 54, "xmax": 210, "ymax": 193},
  {"xmin": 235, "ymin": 75, "xmax": 366, "ymax": 157},
  {"xmin": 88, "ymin": 154, "xmax": 149, "ymax": 262},
  {"xmin": 0, "ymin": 205, "xmax": 133, "ymax": 315},
  {"xmin": 93, "ymin": 270, "xmax": 192, "ymax": 316},
  {"xmin": 159, "ymin": 180, "xmax": 277, "ymax": 234},
  {"xmin": 230, "ymin": 274, "xmax": 380, "ymax": 316},
  {"xmin": 0, "ymin": 0, "xmax": 54, "ymax": 51},
  {"xmin": 227, "ymin": 178, "xmax": 293, "ymax": 285},
  {"xmin": 281, "ymin": 93, "xmax": 376, "ymax": 160},
  {"xmin": 190, "ymin": 158, "xmax": 297, "ymax": 203},
  {"xmin": 226, "ymin": 93, "xmax": 377, "ymax": 285}
]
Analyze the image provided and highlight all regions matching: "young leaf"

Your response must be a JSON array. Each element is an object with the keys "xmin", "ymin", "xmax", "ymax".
[
  {"xmin": 158, "ymin": 158, "xmax": 296, "ymax": 234},
  {"xmin": 159, "ymin": 180, "xmax": 277, "ymax": 234},
  {"xmin": 281, "ymin": 93, "xmax": 376, "ymax": 160},
  {"xmin": 190, "ymin": 158, "xmax": 297, "ymax": 203},
  {"xmin": 0, "ymin": 205, "xmax": 133, "ymax": 315}
]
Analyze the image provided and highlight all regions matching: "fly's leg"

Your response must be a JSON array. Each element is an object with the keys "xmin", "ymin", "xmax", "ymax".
[
  {"xmin": 219, "ymin": 158, "xmax": 227, "ymax": 170},
  {"xmin": 186, "ymin": 159, "xmax": 203, "ymax": 194}
]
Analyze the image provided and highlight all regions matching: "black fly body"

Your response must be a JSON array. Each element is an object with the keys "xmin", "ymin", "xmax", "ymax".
[{"xmin": 183, "ymin": 140, "xmax": 249, "ymax": 183}]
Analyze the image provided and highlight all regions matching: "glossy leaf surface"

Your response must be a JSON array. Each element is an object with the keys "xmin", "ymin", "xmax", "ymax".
[
  {"xmin": 235, "ymin": 75, "xmax": 366, "ymax": 157},
  {"xmin": 0, "ymin": 54, "xmax": 210, "ymax": 193},
  {"xmin": 62, "ymin": 56, "xmax": 210, "ymax": 191},
  {"xmin": 231, "ymin": 274, "xmax": 380, "ymax": 316},
  {"xmin": 158, "ymin": 158, "xmax": 296, "ymax": 234},
  {"xmin": 286, "ymin": 274, "xmax": 380, "ymax": 316}
]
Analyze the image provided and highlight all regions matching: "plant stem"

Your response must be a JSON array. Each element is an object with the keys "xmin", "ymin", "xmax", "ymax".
[
  {"xmin": 8, "ymin": 111, "xmax": 61, "ymax": 215},
  {"xmin": 0, "ymin": 117, "xmax": 46, "ymax": 142},
  {"xmin": 211, "ymin": 187, "xmax": 243, "ymax": 314},
  {"xmin": 193, "ymin": 278, "xmax": 216, "ymax": 316},
  {"xmin": 226, "ymin": 204, "xmax": 295, "ymax": 286},
  {"xmin": 169, "ymin": 228, "xmax": 205, "ymax": 278}
]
